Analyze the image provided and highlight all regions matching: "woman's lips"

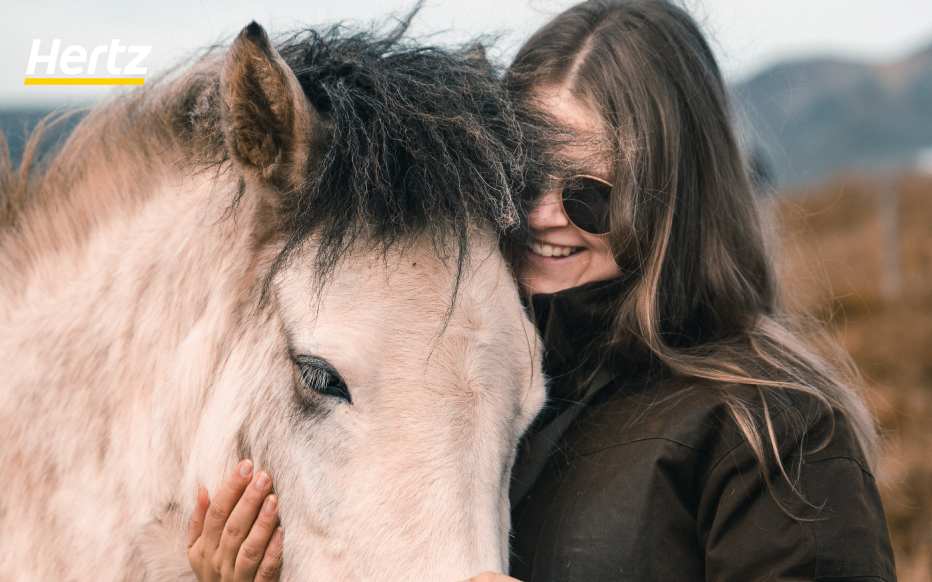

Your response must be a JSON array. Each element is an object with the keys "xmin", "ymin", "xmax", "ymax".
[{"xmin": 529, "ymin": 241, "xmax": 582, "ymax": 258}]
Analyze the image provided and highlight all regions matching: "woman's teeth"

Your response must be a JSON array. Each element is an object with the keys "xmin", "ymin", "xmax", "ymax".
[{"xmin": 530, "ymin": 242, "xmax": 579, "ymax": 257}]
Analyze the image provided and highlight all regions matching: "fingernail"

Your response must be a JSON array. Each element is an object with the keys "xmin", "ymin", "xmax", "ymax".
[
  {"xmin": 264, "ymin": 494, "xmax": 278, "ymax": 515},
  {"xmin": 239, "ymin": 459, "xmax": 253, "ymax": 478},
  {"xmin": 273, "ymin": 527, "xmax": 284, "ymax": 543},
  {"xmin": 255, "ymin": 471, "xmax": 269, "ymax": 490},
  {"xmin": 196, "ymin": 487, "xmax": 208, "ymax": 505}
]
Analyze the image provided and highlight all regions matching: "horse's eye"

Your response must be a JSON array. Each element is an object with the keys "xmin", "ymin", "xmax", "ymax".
[{"xmin": 297, "ymin": 356, "xmax": 351, "ymax": 404}]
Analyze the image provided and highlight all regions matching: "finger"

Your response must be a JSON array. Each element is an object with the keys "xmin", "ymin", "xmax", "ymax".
[
  {"xmin": 234, "ymin": 494, "xmax": 280, "ymax": 582},
  {"xmin": 254, "ymin": 527, "xmax": 284, "ymax": 582},
  {"xmin": 218, "ymin": 470, "xmax": 274, "ymax": 575},
  {"xmin": 202, "ymin": 459, "xmax": 254, "ymax": 551},
  {"xmin": 187, "ymin": 487, "xmax": 211, "ymax": 548}
]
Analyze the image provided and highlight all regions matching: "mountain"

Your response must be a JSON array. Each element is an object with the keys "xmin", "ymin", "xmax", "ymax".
[
  {"xmin": 733, "ymin": 43, "xmax": 932, "ymax": 188},
  {"xmin": 0, "ymin": 107, "xmax": 85, "ymax": 168}
]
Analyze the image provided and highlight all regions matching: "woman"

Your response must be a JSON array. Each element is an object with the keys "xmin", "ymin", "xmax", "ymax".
[{"xmin": 188, "ymin": 1, "xmax": 896, "ymax": 580}]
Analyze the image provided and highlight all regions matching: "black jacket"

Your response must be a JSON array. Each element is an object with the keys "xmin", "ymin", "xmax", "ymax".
[{"xmin": 509, "ymin": 281, "xmax": 896, "ymax": 581}]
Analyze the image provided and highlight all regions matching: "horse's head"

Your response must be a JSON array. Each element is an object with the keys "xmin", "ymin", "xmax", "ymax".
[{"xmin": 189, "ymin": 23, "xmax": 547, "ymax": 581}]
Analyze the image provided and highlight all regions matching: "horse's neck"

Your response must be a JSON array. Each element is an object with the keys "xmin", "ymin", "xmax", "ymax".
[
  {"xmin": 0, "ymin": 112, "xmax": 259, "ymax": 459},
  {"xmin": 3, "ymin": 104, "xmax": 177, "ymax": 299},
  {"xmin": 0, "ymin": 114, "xmax": 269, "ymax": 574}
]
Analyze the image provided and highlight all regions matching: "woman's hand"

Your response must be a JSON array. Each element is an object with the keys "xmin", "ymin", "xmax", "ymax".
[
  {"xmin": 460, "ymin": 573, "xmax": 522, "ymax": 582},
  {"xmin": 187, "ymin": 459, "xmax": 283, "ymax": 582}
]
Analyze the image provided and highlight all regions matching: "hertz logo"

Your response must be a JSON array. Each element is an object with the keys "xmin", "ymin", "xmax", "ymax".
[{"xmin": 24, "ymin": 40, "xmax": 150, "ymax": 86}]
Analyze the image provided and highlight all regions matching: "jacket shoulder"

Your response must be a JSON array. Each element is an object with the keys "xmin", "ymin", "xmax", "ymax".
[
  {"xmin": 563, "ymin": 372, "xmax": 871, "ymax": 475},
  {"xmin": 562, "ymin": 373, "xmax": 759, "ymax": 462}
]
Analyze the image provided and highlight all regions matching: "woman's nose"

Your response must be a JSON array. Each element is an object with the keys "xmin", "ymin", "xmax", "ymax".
[{"xmin": 529, "ymin": 188, "xmax": 571, "ymax": 231}]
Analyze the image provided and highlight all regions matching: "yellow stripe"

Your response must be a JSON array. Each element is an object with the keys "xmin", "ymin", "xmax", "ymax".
[{"xmin": 24, "ymin": 78, "xmax": 145, "ymax": 86}]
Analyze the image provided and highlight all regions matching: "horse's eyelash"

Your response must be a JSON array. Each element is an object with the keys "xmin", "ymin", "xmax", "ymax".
[
  {"xmin": 295, "ymin": 355, "xmax": 344, "ymax": 388},
  {"xmin": 301, "ymin": 366, "xmax": 334, "ymax": 390}
]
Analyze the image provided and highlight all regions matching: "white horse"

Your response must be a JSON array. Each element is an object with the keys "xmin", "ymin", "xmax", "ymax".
[{"xmin": 0, "ymin": 21, "xmax": 546, "ymax": 581}]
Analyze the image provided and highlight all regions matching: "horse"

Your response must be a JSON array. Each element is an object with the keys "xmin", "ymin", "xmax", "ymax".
[{"xmin": 0, "ymin": 20, "xmax": 549, "ymax": 582}]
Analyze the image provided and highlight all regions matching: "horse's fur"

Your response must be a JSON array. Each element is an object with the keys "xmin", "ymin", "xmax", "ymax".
[{"xmin": 0, "ymin": 18, "xmax": 548, "ymax": 582}]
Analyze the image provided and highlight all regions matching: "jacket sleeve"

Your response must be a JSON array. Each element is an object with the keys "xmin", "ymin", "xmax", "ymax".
[{"xmin": 696, "ymin": 406, "xmax": 897, "ymax": 582}]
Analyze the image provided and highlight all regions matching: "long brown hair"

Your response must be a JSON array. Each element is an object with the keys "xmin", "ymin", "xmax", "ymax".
[{"xmin": 507, "ymin": 0, "xmax": 879, "ymax": 511}]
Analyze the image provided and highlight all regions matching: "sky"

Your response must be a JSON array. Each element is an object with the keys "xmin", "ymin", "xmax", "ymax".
[{"xmin": 3, "ymin": 0, "xmax": 932, "ymax": 107}]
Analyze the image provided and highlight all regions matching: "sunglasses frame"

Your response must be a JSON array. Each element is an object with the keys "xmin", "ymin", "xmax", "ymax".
[{"xmin": 557, "ymin": 174, "xmax": 614, "ymax": 237}]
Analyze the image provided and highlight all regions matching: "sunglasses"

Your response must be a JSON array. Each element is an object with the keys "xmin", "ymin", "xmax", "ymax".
[{"xmin": 557, "ymin": 175, "xmax": 613, "ymax": 235}]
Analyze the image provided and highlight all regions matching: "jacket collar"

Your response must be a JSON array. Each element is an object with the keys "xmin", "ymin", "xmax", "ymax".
[{"xmin": 529, "ymin": 278, "xmax": 626, "ymax": 403}]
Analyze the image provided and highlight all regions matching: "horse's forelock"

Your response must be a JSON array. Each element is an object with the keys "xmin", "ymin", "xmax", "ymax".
[{"xmin": 260, "ymin": 21, "xmax": 556, "ymax": 295}]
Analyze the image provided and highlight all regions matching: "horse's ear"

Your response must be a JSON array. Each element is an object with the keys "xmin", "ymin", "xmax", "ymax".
[{"xmin": 220, "ymin": 22, "xmax": 322, "ymax": 194}]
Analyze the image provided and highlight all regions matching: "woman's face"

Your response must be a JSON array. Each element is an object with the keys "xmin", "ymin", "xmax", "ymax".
[{"xmin": 517, "ymin": 85, "xmax": 622, "ymax": 295}]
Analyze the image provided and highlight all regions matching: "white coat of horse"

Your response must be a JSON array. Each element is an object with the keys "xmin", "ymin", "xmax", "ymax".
[{"xmin": 0, "ymin": 21, "xmax": 545, "ymax": 582}]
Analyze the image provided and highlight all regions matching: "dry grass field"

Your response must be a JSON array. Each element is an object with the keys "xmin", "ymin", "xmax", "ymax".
[{"xmin": 775, "ymin": 173, "xmax": 932, "ymax": 581}]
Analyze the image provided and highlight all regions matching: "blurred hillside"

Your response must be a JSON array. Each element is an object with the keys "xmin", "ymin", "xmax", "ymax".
[
  {"xmin": 0, "ymin": 107, "xmax": 84, "ymax": 165},
  {"xmin": 735, "ymin": 44, "xmax": 932, "ymax": 188},
  {"xmin": 776, "ymin": 173, "xmax": 932, "ymax": 582},
  {"xmin": 1, "ymin": 108, "xmax": 52, "ymax": 163}
]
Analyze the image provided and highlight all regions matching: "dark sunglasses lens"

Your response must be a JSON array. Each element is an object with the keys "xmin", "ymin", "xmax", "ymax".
[{"xmin": 562, "ymin": 178, "xmax": 611, "ymax": 234}]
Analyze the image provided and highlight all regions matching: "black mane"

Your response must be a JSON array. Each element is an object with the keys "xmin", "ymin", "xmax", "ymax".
[{"xmin": 266, "ymin": 18, "xmax": 553, "ymax": 287}]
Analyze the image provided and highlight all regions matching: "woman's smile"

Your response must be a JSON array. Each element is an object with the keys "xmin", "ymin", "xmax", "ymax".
[{"xmin": 527, "ymin": 239, "xmax": 582, "ymax": 259}]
